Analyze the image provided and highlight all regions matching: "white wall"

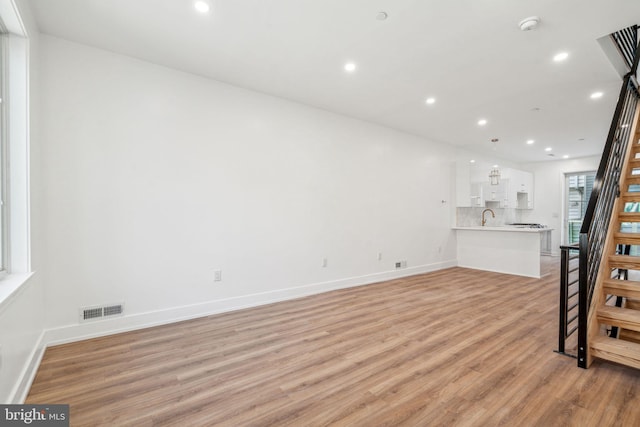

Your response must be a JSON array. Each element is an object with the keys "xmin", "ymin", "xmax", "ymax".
[
  {"xmin": 0, "ymin": 0, "xmax": 45, "ymax": 404},
  {"xmin": 521, "ymin": 155, "xmax": 601, "ymax": 255},
  {"xmin": 40, "ymin": 35, "xmax": 458, "ymax": 343}
]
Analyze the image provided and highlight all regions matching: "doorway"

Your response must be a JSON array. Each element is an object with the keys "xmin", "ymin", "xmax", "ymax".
[{"xmin": 564, "ymin": 171, "xmax": 596, "ymax": 245}]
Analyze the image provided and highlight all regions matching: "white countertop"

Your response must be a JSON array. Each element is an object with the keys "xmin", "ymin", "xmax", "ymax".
[{"xmin": 453, "ymin": 226, "xmax": 553, "ymax": 233}]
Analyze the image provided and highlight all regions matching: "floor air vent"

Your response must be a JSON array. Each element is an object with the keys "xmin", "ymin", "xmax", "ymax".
[
  {"xmin": 80, "ymin": 303, "xmax": 124, "ymax": 322},
  {"xmin": 82, "ymin": 307, "xmax": 103, "ymax": 321},
  {"xmin": 103, "ymin": 304, "xmax": 123, "ymax": 317}
]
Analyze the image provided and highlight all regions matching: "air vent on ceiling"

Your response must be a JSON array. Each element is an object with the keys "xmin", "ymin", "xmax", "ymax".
[{"xmin": 80, "ymin": 303, "xmax": 124, "ymax": 322}]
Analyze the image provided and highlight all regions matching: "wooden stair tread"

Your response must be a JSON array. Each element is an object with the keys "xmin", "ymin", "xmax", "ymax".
[
  {"xmin": 618, "ymin": 211, "xmax": 640, "ymax": 220},
  {"xmin": 620, "ymin": 194, "xmax": 640, "ymax": 203},
  {"xmin": 625, "ymin": 298, "xmax": 640, "ymax": 310},
  {"xmin": 597, "ymin": 306, "xmax": 640, "ymax": 332},
  {"xmin": 608, "ymin": 254, "xmax": 640, "ymax": 270},
  {"xmin": 603, "ymin": 278, "xmax": 640, "ymax": 298},
  {"xmin": 630, "ymin": 157, "xmax": 640, "ymax": 165},
  {"xmin": 619, "ymin": 328, "xmax": 640, "ymax": 344},
  {"xmin": 590, "ymin": 336, "xmax": 640, "ymax": 369},
  {"xmin": 624, "ymin": 176, "xmax": 640, "ymax": 185},
  {"xmin": 613, "ymin": 232, "xmax": 640, "ymax": 245}
]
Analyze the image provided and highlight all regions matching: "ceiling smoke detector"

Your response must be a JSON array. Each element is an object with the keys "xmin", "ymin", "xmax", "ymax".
[{"xmin": 519, "ymin": 16, "xmax": 540, "ymax": 31}]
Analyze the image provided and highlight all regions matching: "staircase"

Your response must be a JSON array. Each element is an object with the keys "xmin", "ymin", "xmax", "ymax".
[
  {"xmin": 572, "ymin": 24, "xmax": 640, "ymax": 370},
  {"xmin": 586, "ymin": 106, "xmax": 640, "ymax": 369}
]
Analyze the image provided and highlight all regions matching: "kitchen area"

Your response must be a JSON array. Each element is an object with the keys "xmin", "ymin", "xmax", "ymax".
[{"xmin": 454, "ymin": 160, "xmax": 552, "ymax": 278}]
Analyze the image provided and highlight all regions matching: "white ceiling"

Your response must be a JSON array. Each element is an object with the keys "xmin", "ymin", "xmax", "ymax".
[{"xmin": 27, "ymin": 0, "xmax": 640, "ymax": 163}]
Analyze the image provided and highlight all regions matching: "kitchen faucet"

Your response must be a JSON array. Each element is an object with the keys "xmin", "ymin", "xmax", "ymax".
[{"xmin": 481, "ymin": 208, "xmax": 495, "ymax": 226}]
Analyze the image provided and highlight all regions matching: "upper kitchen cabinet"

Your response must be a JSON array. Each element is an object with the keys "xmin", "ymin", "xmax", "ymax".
[
  {"xmin": 456, "ymin": 161, "xmax": 534, "ymax": 209},
  {"xmin": 508, "ymin": 168, "xmax": 534, "ymax": 209}
]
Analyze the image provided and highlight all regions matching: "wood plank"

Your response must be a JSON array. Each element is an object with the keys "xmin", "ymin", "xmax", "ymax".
[
  {"xmin": 608, "ymin": 254, "xmax": 640, "ymax": 270},
  {"xmin": 591, "ymin": 336, "xmax": 640, "ymax": 369},
  {"xmin": 597, "ymin": 306, "xmax": 640, "ymax": 332},
  {"xmin": 626, "ymin": 298, "xmax": 640, "ymax": 310},
  {"xmin": 613, "ymin": 232, "xmax": 640, "ymax": 246},
  {"xmin": 26, "ymin": 259, "xmax": 640, "ymax": 426},
  {"xmin": 619, "ymin": 328, "xmax": 640, "ymax": 343},
  {"xmin": 629, "ymin": 158, "xmax": 640, "ymax": 169},
  {"xmin": 620, "ymin": 195, "xmax": 640, "ymax": 206},
  {"xmin": 603, "ymin": 278, "xmax": 640, "ymax": 299},
  {"xmin": 623, "ymin": 175, "xmax": 640, "ymax": 186},
  {"xmin": 618, "ymin": 211, "xmax": 640, "ymax": 222}
]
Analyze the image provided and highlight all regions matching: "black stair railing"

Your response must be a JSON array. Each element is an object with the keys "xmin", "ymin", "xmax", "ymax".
[
  {"xmin": 558, "ymin": 244, "xmax": 580, "ymax": 357},
  {"xmin": 577, "ymin": 27, "xmax": 640, "ymax": 369},
  {"xmin": 612, "ymin": 25, "xmax": 638, "ymax": 70}
]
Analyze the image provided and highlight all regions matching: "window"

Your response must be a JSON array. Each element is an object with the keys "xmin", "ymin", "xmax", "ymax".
[
  {"xmin": 564, "ymin": 172, "xmax": 596, "ymax": 245},
  {"xmin": 0, "ymin": 0, "xmax": 32, "ymax": 305},
  {"xmin": 0, "ymin": 31, "xmax": 7, "ymax": 275}
]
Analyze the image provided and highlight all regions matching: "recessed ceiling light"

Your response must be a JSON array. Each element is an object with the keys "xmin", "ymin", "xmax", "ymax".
[
  {"xmin": 590, "ymin": 91, "xmax": 604, "ymax": 99},
  {"xmin": 518, "ymin": 16, "xmax": 541, "ymax": 31},
  {"xmin": 344, "ymin": 62, "xmax": 357, "ymax": 72},
  {"xmin": 425, "ymin": 97, "xmax": 436, "ymax": 105},
  {"xmin": 526, "ymin": 139, "xmax": 535, "ymax": 145},
  {"xmin": 194, "ymin": 1, "xmax": 210, "ymax": 13},
  {"xmin": 478, "ymin": 119, "xmax": 488, "ymax": 126},
  {"xmin": 563, "ymin": 155, "xmax": 570, "ymax": 159},
  {"xmin": 545, "ymin": 147, "xmax": 552, "ymax": 152},
  {"xmin": 376, "ymin": 11, "xmax": 388, "ymax": 21},
  {"xmin": 470, "ymin": 159, "xmax": 476, "ymax": 163},
  {"xmin": 492, "ymin": 164, "xmax": 499, "ymax": 168},
  {"xmin": 553, "ymin": 52, "xmax": 569, "ymax": 62}
]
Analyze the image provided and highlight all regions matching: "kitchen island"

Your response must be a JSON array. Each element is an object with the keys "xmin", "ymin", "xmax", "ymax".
[{"xmin": 453, "ymin": 226, "xmax": 553, "ymax": 278}]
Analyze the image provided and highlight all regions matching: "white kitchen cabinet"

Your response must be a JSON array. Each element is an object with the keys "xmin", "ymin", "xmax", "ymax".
[
  {"xmin": 470, "ymin": 182, "xmax": 483, "ymax": 206},
  {"xmin": 486, "ymin": 168, "xmax": 534, "ymax": 209},
  {"xmin": 508, "ymin": 169, "xmax": 534, "ymax": 209},
  {"xmin": 456, "ymin": 161, "xmax": 534, "ymax": 209},
  {"xmin": 482, "ymin": 180, "xmax": 509, "ymax": 208}
]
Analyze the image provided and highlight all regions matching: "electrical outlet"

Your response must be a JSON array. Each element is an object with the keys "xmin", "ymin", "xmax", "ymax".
[
  {"xmin": 395, "ymin": 261, "xmax": 407, "ymax": 269},
  {"xmin": 214, "ymin": 270, "xmax": 222, "ymax": 282}
]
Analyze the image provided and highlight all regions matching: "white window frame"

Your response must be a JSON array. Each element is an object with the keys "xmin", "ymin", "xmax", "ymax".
[
  {"xmin": 0, "ymin": 0, "xmax": 32, "ymax": 308},
  {"xmin": 0, "ymin": 32, "xmax": 7, "ymax": 276}
]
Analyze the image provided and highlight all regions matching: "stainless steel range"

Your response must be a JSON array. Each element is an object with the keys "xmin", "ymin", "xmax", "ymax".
[{"xmin": 509, "ymin": 223, "xmax": 547, "ymax": 229}]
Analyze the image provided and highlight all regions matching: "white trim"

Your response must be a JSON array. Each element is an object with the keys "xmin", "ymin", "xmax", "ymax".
[
  {"xmin": 43, "ymin": 260, "xmax": 456, "ymax": 346},
  {"xmin": 0, "ymin": 30, "xmax": 32, "ymax": 309},
  {"xmin": 8, "ymin": 329, "xmax": 45, "ymax": 403},
  {"xmin": 0, "ymin": 0, "xmax": 27, "ymax": 37},
  {"xmin": 0, "ymin": 270, "xmax": 33, "ymax": 315}
]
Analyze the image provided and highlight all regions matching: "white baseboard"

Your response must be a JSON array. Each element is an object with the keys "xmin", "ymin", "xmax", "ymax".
[
  {"xmin": 10, "ymin": 330, "xmax": 45, "ymax": 404},
  {"xmin": 44, "ymin": 260, "xmax": 456, "ymax": 347}
]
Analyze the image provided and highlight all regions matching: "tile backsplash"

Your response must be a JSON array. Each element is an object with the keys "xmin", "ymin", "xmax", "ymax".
[{"xmin": 456, "ymin": 207, "xmax": 519, "ymax": 227}]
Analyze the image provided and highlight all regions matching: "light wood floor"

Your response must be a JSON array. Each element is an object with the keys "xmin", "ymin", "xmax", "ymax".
[{"xmin": 27, "ymin": 259, "xmax": 640, "ymax": 426}]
